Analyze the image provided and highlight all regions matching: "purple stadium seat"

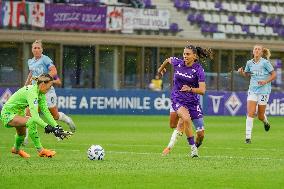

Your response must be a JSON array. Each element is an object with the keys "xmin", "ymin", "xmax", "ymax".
[
  {"xmin": 187, "ymin": 12, "xmax": 196, "ymax": 23},
  {"xmin": 215, "ymin": 1, "xmax": 222, "ymax": 10},
  {"xmin": 242, "ymin": 25, "xmax": 249, "ymax": 33},
  {"xmin": 209, "ymin": 24, "xmax": 218, "ymax": 33},
  {"xmin": 169, "ymin": 23, "xmax": 182, "ymax": 32},
  {"xmin": 266, "ymin": 17, "xmax": 275, "ymax": 27},
  {"xmin": 196, "ymin": 13, "xmax": 204, "ymax": 23},
  {"xmin": 272, "ymin": 26, "xmax": 280, "ymax": 34},
  {"xmin": 274, "ymin": 17, "xmax": 282, "ymax": 27},
  {"xmin": 143, "ymin": 0, "xmax": 152, "ymax": 8},
  {"xmin": 280, "ymin": 28, "xmax": 284, "ymax": 37},
  {"xmin": 201, "ymin": 23, "xmax": 209, "ymax": 33},
  {"xmin": 260, "ymin": 16, "xmax": 266, "ymax": 24},
  {"xmin": 174, "ymin": 0, "xmax": 183, "ymax": 9},
  {"xmin": 182, "ymin": 0, "xmax": 190, "ymax": 10},
  {"xmin": 246, "ymin": 3, "xmax": 252, "ymax": 11},
  {"xmin": 228, "ymin": 15, "xmax": 236, "ymax": 23},
  {"xmin": 251, "ymin": 3, "xmax": 261, "ymax": 13}
]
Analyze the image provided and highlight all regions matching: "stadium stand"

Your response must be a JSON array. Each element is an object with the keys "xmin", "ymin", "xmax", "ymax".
[{"xmin": 168, "ymin": 0, "xmax": 284, "ymax": 39}]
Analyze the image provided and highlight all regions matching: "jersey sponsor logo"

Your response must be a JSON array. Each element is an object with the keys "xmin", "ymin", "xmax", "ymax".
[
  {"xmin": 225, "ymin": 93, "xmax": 242, "ymax": 115},
  {"xmin": 34, "ymin": 99, "xmax": 38, "ymax": 105},
  {"xmin": 175, "ymin": 70, "xmax": 193, "ymax": 79}
]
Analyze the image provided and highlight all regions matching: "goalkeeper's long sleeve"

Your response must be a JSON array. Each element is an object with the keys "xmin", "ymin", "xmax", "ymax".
[
  {"xmin": 38, "ymin": 92, "xmax": 57, "ymax": 127},
  {"xmin": 26, "ymin": 85, "xmax": 52, "ymax": 128}
]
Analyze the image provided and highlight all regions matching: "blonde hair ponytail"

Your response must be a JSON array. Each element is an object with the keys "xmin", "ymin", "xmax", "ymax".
[{"xmin": 262, "ymin": 48, "xmax": 271, "ymax": 60}]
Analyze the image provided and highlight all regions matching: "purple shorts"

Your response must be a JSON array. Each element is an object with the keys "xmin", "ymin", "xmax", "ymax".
[{"xmin": 172, "ymin": 101, "xmax": 203, "ymax": 120}]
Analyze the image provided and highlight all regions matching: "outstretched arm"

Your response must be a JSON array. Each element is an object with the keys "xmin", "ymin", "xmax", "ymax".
[
  {"xmin": 157, "ymin": 58, "xmax": 171, "ymax": 77},
  {"xmin": 238, "ymin": 67, "xmax": 251, "ymax": 78}
]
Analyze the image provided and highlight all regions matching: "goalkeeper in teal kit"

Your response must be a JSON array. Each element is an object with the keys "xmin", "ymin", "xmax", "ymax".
[{"xmin": 0, "ymin": 74, "xmax": 72, "ymax": 158}]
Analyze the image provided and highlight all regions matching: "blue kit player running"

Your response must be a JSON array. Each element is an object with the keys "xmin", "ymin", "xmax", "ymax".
[{"xmin": 238, "ymin": 45, "xmax": 276, "ymax": 144}]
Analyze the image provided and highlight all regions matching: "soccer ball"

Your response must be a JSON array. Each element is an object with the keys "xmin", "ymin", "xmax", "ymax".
[{"xmin": 87, "ymin": 145, "xmax": 105, "ymax": 160}]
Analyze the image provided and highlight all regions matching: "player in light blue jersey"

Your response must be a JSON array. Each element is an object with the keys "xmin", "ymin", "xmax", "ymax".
[
  {"xmin": 24, "ymin": 40, "xmax": 76, "ymax": 145},
  {"xmin": 238, "ymin": 45, "xmax": 276, "ymax": 144}
]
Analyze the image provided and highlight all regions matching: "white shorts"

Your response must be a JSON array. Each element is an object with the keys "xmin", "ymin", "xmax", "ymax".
[
  {"xmin": 46, "ymin": 87, "xmax": 57, "ymax": 108},
  {"xmin": 170, "ymin": 105, "xmax": 175, "ymax": 113},
  {"xmin": 247, "ymin": 92, "xmax": 270, "ymax": 105}
]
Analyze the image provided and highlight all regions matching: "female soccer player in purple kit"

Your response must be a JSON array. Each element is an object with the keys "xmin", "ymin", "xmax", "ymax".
[{"xmin": 157, "ymin": 45, "xmax": 212, "ymax": 158}]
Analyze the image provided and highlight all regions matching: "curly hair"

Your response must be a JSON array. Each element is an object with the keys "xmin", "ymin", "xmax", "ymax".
[{"xmin": 185, "ymin": 45, "xmax": 214, "ymax": 61}]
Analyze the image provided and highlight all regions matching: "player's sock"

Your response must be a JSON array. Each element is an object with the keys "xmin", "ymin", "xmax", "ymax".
[
  {"xmin": 58, "ymin": 112, "xmax": 70, "ymax": 123},
  {"xmin": 246, "ymin": 116, "xmax": 254, "ymax": 140},
  {"xmin": 26, "ymin": 121, "xmax": 43, "ymax": 149},
  {"xmin": 58, "ymin": 112, "xmax": 76, "ymax": 132},
  {"xmin": 188, "ymin": 137, "xmax": 198, "ymax": 157},
  {"xmin": 23, "ymin": 128, "xmax": 29, "ymax": 146},
  {"xmin": 167, "ymin": 129, "xmax": 182, "ymax": 149},
  {"xmin": 14, "ymin": 134, "xmax": 25, "ymax": 151},
  {"xmin": 187, "ymin": 136, "xmax": 195, "ymax": 146}
]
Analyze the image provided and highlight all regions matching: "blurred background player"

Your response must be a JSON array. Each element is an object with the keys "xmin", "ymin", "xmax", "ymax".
[
  {"xmin": 238, "ymin": 45, "xmax": 276, "ymax": 144},
  {"xmin": 24, "ymin": 40, "xmax": 76, "ymax": 145},
  {"xmin": 149, "ymin": 74, "xmax": 163, "ymax": 91},
  {"xmin": 0, "ymin": 74, "xmax": 72, "ymax": 158},
  {"xmin": 158, "ymin": 45, "xmax": 211, "ymax": 157},
  {"xmin": 160, "ymin": 45, "xmax": 211, "ymax": 156}
]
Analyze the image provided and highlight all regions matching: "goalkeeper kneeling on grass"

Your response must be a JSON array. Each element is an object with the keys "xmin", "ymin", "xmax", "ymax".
[{"xmin": 0, "ymin": 73, "xmax": 72, "ymax": 158}]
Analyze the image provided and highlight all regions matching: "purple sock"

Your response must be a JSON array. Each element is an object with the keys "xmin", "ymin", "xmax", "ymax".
[{"xmin": 187, "ymin": 136, "xmax": 195, "ymax": 146}]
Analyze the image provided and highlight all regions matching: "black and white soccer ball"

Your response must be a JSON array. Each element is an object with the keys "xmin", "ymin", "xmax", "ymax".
[{"xmin": 87, "ymin": 145, "xmax": 105, "ymax": 160}]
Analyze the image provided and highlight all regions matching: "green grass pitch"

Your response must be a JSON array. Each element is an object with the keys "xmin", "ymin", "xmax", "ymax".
[{"xmin": 0, "ymin": 115, "xmax": 283, "ymax": 189}]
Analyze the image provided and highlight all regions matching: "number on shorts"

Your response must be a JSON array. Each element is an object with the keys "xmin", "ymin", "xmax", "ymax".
[
  {"xmin": 197, "ymin": 105, "xmax": 201, "ymax": 112},
  {"xmin": 260, "ymin": 95, "xmax": 268, "ymax": 102}
]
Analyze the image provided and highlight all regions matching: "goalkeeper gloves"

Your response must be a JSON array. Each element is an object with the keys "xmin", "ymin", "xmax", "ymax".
[{"xmin": 44, "ymin": 125, "xmax": 73, "ymax": 140}]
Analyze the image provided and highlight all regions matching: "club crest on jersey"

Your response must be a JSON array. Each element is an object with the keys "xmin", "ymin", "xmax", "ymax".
[{"xmin": 34, "ymin": 99, "xmax": 38, "ymax": 105}]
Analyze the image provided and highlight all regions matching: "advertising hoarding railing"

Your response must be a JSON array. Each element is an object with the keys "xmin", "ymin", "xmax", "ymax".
[{"xmin": 1, "ymin": 88, "xmax": 284, "ymax": 116}]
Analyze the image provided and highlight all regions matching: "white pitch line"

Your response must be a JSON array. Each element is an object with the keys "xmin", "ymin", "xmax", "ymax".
[
  {"xmin": 53, "ymin": 142, "xmax": 284, "ymax": 152},
  {"xmin": 107, "ymin": 151, "xmax": 284, "ymax": 161},
  {"xmin": 0, "ymin": 146, "xmax": 282, "ymax": 161}
]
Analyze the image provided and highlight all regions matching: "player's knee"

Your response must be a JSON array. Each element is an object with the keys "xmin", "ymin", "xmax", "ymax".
[
  {"xmin": 182, "ymin": 118, "xmax": 190, "ymax": 126},
  {"xmin": 51, "ymin": 112, "xmax": 59, "ymax": 120}
]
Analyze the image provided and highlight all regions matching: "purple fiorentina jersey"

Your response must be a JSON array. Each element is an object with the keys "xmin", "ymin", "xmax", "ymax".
[{"xmin": 170, "ymin": 57, "xmax": 205, "ymax": 106}]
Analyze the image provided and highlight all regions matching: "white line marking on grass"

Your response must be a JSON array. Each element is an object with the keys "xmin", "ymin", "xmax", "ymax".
[
  {"xmin": 107, "ymin": 151, "xmax": 284, "ymax": 161},
  {"xmin": 56, "ymin": 142, "xmax": 284, "ymax": 152},
  {"xmin": 0, "ymin": 146, "xmax": 282, "ymax": 161}
]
